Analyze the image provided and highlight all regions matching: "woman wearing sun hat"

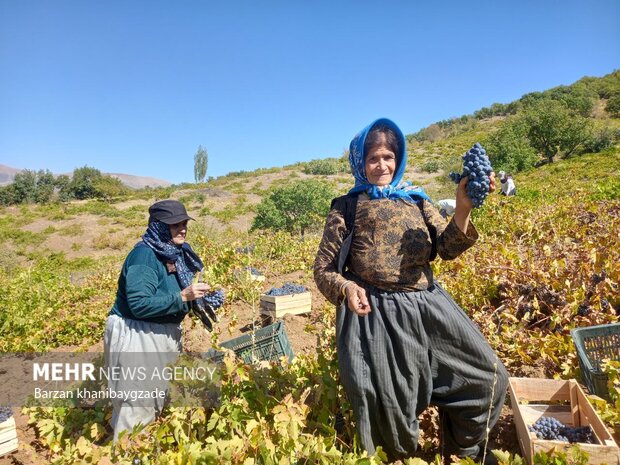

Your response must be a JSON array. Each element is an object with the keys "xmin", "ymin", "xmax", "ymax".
[{"xmin": 104, "ymin": 199, "xmax": 210, "ymax": 441}]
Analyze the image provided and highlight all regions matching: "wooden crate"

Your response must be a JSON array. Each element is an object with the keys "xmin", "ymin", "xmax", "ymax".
[
  {"xmin": 0, "ymin": 416, "xmax": 17, "ymax": 457},
  {"xmin": 509, "ymin": 377, "xmax": 619, "ymax": 465},
  {"xmin": 260, "ymin": 292, "xmax": 311, "ymax": 319}
]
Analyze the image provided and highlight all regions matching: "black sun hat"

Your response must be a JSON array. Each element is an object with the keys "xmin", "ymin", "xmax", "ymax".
[{"xmin": 148, "ymin": 200, "xmax": 194, "ymax": 225}]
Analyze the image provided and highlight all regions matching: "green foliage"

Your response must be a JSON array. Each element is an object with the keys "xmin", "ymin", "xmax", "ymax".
[
  {"xmin": 0, "ymin": 254, "xmax": 116, "ymax": 351},
  {"xmin": 411, "ymin": 123, "xmax": 444, "ymax": 143},
  {"xmin": 67, "ymin": 166, "xmax": 103, "ymax": 200},
  {"xmin": 10, "ymin": 169, "xmax": 38, "ymax": 203},
  {"xmin": 583, "ymin": 124, "xmax": 619, "ymax": 153},
  {"xmin": 519, "ymin": 99, "xmax": 592, "ymax": 163},
  {"xmin": 419, "ymin": 159, "xmax": 440, "ymax": 173},
  {"xmin": 484, "ymin": 118, "xmax": 539, "ymax": 173},
  {"xmin": 34, "ymin": 170, "xmax": 56, "ymax": 203},
  {"xmin": 606, "ymin": 94, "xmax": 620, "ymax": 118},
  {"xmin": 54, "ymin": 174, "xmax": 72, "ymax": 201},
  {"xmin": 302, "ymin": 158, "xmax": 349, "ymax": 175},
  {"xmin": 474, "ymin": 101, "xmax": 519, "ymax": 119},
  {"xmin": 92, "ymin": 175, "xmax": 129, "ymax": 199},
  {"xmin": 543, "ymin": 83, "xmax": 598, "ymax": 117},
  {"xmin": 194, "ymin": 145, "xmax": 208, "ymax": 183},
  {"xmin": 252, "ymin": 179, "xmax": 335, "ymax": 236}
]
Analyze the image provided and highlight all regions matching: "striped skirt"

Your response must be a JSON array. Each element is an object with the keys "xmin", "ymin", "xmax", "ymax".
[{"xmin": 336, "ymin": 282, "xmax": 509, "ymax": 461}]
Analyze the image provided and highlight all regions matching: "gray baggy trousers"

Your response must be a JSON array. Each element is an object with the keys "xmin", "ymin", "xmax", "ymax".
[
  {"xmin": 336, "ymin": 282, "xmax": 509, "ymax": 461},
  {"xmin": 104, "ymin": 314, "xmax": 182, "ymax": 441}
]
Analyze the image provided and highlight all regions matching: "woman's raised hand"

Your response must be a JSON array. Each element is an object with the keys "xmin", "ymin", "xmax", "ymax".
[
  {"xmin": 180, "ymin": 283, "xmax": 210, "ymax": 302},
  {"xmin": 345, "ymin": 282, "xmax": 372, "ymax": 316},
  {"xmin": 456, "ymin": 171, "xmax": 497, "ymax": 209},
  {"xmin": 455, "ymin": 176, "xmax": 473, "ymax": 212}
]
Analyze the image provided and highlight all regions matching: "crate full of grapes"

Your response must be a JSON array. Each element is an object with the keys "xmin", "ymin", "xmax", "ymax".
[
  {"xmin": 260, "ymin": 283, "xmax": 311, "ymax": 319},
  {"xmin": 0, "ymin": 407, "xmax": 17, "ymax": 457},
  {"xmin": 509, "ymin": 377, "xmax": 619, "ymax": 465}
]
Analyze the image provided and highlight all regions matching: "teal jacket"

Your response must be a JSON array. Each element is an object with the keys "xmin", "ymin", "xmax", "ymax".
[{"xmin": 109, "ymin": 245, "xmax": 189, "ymax": 324}]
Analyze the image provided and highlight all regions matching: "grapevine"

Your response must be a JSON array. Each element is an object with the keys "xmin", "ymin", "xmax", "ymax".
[{"xmin": 449, "ymin": 142, "xmax": 493, "ymax": 208}]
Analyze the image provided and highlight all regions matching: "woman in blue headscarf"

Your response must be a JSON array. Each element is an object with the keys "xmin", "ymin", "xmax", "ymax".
[
  {"xmin": 313, "ymin": 119, "xmax": 509, "ymax": 463},
  {"xmin": 104, "ymin": 199, "xmax": 214, "ymax": 441}
]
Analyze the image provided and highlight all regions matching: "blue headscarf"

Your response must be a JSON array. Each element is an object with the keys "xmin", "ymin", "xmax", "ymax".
[
  {"xmin": 348, "ymin": 118, "xmax": 431, "ymax": 204},
  {"xmin": 140, "ymin": 221, "xmax": 203, "ymax": 288}
]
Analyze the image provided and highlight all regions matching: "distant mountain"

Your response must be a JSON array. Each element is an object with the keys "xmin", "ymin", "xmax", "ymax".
[
  {"xmin": 0, "ymin": 164, "xmax": 21, "ymax": 185},
  {"xmin": 106, "ymin": 173, "xmax": 172, "ymax": 189},
  {"xmin": 0, "ymin": 164, "xmax": 172, "ymax": 189}
]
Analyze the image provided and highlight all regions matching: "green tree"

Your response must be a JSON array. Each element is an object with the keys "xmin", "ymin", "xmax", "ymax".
[
  {"xmin": 485, "ymin": 118, "xmax": 539, "ymax": 173},
  {"xmin": 520, "ymin": 99, "xmax": 592, "ymax": 163},
  {"xmin": 251, "ymin": 179, "xmax": 335, "ymax": 237},
  {"xmin": 606, "ymin": 94, "xmax": 620, "ymax": 118},
  {"xmin": 93, "ymin": 176, "xmax": 129, "ymax": 199},
  {"xmin": 68, "ymin": 166, "xmax": 103, "ymax": 199},
  {"xmin": 544, "ymin": 84, "xmax": 597, "ymax": 117},
  {"xmin": 54, "ymin": 174, "xmax": 71, "ymax": 201},
  {"xmin": 34, "ymin": 170, "xmax": 56, "ymax": 203},
  {"xmin": 10, "ymin": 170, "xmax": 37, "ymax": 203},
  {"xmin": 0, "ymin": 185, "xmax": 13, "ymax": 206},
  {"xmin": 194, "ymin": 145, "xmax": 208, "ymax": 183}
]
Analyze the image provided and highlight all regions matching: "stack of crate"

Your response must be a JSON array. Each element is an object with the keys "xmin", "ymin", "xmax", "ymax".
[{"xmin": 260, "ymin": 291, "xmax": 311, "ymax": 321}]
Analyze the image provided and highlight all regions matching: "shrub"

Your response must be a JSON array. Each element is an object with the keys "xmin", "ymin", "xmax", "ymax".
[
  {"xmin": 302, "ymin": 158, "xmax": 348, "ymax": 175},
  {"xmin": 419, "ymin": 160, "xmax": 440, "ymax": 173},
  {"xmin": 252, "ymin": 179, "xmax": 335, "ymax": 237}
]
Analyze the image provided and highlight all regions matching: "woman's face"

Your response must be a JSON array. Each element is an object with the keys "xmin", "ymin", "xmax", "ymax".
[
  {"xmin": 365, "ymin": 137, "xmax": 396, "ymax": 186},
  {"xmin": 169, "ymin": 220, "xmax": 188, "ymax": 245}
]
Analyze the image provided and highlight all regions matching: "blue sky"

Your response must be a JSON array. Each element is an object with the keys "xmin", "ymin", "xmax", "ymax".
[{"xmin": 1, "ymin": 1, "xmax": 618, "ymax": 184}]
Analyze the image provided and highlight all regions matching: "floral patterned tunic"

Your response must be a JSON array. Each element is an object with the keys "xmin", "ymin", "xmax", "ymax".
[{"xmin": 313, "ymin": 193, "xmax": 478, "ymax": 305}]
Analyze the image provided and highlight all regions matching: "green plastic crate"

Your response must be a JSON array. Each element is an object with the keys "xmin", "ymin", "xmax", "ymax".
[
  {"xmin": 571, "ymin": 323, "xmax": 620, "ymax": 399},
  {"xmin": 215, "ymin": 321, "xmax": 294, "ymax": 364}
]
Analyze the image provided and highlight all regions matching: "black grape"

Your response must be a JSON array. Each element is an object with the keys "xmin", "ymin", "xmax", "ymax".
[
  {"xmin": 528, "ymin": 416, "xmax": 595, "ymax": 443},
  {"xmin": 448, "ymin": 142, "xmax": 493, "ymax": 208},
  {"xmin": 0, "ymin": 405, "xmax": 12, "ymax": 423},
  {"xmin": 193, "ymin": 290, "xmax": 225, "ymax": 331},
  {"xmin": 245, "ymin": 266, "xmax": 262, "ymax": 276},
  {"xmin": 266, "ymin": 282, "xmax": 308, "ymax": 296},
  {"xmin": 203, "ymin": 289, "xmax": 225, "ymax": 309}
]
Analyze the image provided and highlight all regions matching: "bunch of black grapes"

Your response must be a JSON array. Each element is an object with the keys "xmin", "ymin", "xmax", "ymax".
[
  {"xmin": 266, "ymin": 283, "xmax": 307, "ymax": 296},
  {"xmin": 193, "ymin": 289, "xmax": 225, "ymax": 331},
  {"xmin": 528, "ymin": 416, "xmax": 595, "ymax": 443},
  {"xmin": 0, "ymin": 406, "xmax": 12, "ymax": 423},
  {"xmin": 449, "ymin": 143, "xmax": 493, "ymax": 208}
]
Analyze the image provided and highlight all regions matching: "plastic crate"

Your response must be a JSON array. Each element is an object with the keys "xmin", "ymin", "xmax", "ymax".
[
  {"xmin": 571, "ymin": 323, "xmax": 620, "ymax": 399},
  {"xmin": 214, "ymin": 321, "xmax": 294, "ymax": 364}
]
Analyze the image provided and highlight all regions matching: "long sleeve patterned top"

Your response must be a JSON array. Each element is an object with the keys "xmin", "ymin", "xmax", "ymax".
[{"xmin": 313, "ymin": 194, "xmax": 478, "ymax": 305}]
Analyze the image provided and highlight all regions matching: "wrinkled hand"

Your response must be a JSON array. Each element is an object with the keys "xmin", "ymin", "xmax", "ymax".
[
  {"xmin": 455, "ymin": 171, "xmax": 497, "ymax": 211},
  {"xmin": 344, "ymin": 282, "xmax": 372, "ymax": 316},
  {"xmin": 455, "ymin": 176, "xmax": 473, "ymax": 212},
  {"xmin": 181, "ymin": 283, "xmax": 209, "ymax": 302}
]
